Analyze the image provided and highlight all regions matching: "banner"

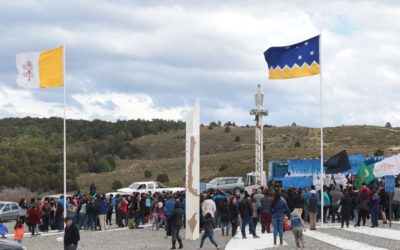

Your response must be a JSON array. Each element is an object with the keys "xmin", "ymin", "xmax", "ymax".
[
  {"xmin": 373, "ymin": 153, "xmax": 400, "ymax": 177},
  {"xmin": 185, "ymin": 99, "xmax": 200, "ymax": 240}
]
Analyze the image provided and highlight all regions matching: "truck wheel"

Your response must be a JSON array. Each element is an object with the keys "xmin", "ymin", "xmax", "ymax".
[{"xmin": 233, "ymin": 188, "xmax": 241, "ymax": 195}]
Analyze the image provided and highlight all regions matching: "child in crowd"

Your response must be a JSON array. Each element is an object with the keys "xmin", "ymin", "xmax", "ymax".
[
  {"xmin": 14, "ymin": 219, "xmax": 24, "ymax": 244},
  {"xmin": 290, "ymin": 210, "xmax": 305, "ymax": 249},
  {"xmin": 0, "ymin": 219, "xmax": 8, "ymax": 238}
]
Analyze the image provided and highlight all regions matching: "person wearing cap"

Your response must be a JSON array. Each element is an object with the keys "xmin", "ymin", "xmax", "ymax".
[{"xmin": 64, "ymin": 217, "xmax": 80, "ymax": 250}]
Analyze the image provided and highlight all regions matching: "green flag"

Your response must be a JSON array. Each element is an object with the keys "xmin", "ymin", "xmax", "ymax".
[{"xmin": 355, "ymin": 163, "xmax": 375, "ymax": 188}]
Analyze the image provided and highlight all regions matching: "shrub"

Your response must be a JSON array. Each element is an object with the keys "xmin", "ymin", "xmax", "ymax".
[
  {"xmin": 294, "ymin": 141, "xmax": 301, "ymax": 148},
  {"xmin": 385, "ymin": 122, "xmax": 392, "ymax": 128},
  {"xmin": 144, "ymin": 170, "xmax": 152, "ymax": 178},
  {"xmin": 219, "ymin": 164, "xmax": 228, "ymax": 172},
  {"xmin": 156, "ymin": 174, "xmax": 169, "ymax": 183},
  {"xmin": 112, "ymin": 180, "xmax": 123, "ymax": 190},
  {"xmin": 234, "ymin": 136, "xmax": 241, "ymax": 142},
  {"xmin": 374, "ymin": 149, "xmax": 384, "ymax": 156},
  {"xmin": 224, "ymin": 126, "xmax": 231, "ymax": 133}
]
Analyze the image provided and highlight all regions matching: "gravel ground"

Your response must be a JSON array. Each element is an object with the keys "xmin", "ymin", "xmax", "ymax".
[{"xmin": 3, "ymin": 219, "xmax": 400, "ymax": 250}]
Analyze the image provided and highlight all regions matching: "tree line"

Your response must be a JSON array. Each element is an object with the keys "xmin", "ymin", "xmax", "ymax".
[{"xmin": 0, "ymin": 117, "xmax": 184, "ymax": 193}]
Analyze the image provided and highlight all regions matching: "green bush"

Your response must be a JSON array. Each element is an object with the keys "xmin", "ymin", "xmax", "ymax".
[
  {"xmin": 112, "ymin": 180, "xmax": 123, "ymax": 190},
  {"xmin": 234, "ymin": 136, "xmax": 241, "ymax": 142},
  {"xmin": 219, "ymin": 164, "xmax": 228, "ymax": 172},
  {"xmin": 144, "ymin": 170, "xmax": 152, "ymax": 178},
  {"xmin": 156, "ymin": 174, "xmax": 169, "ymax": 183},
  {"xmin": 374, "ymin": 149, "xmax": 384, "ymax": 156}
]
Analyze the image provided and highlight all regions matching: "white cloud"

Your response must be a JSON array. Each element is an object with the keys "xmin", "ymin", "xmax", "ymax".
[{"xmin": 0, "ymin": 1, "xmax": 400, "ymax": 127}]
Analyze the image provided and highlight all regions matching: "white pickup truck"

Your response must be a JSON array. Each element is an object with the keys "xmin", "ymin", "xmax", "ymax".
[{"xmin": 117, "ymin": 181, "xmax": 184, "ymax": 194}]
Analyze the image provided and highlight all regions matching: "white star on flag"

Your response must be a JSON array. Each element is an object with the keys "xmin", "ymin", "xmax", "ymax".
[
  {"xmin": 310, "ymin": 51, "xmax": 314, "ymax": 55},
  {"xmin": 304, "ymin": 42, "xmax": 308, "ymax": 46},
  {"xmin": 298, "ymin": 55, "xmax": 302, "ymax": 60}
]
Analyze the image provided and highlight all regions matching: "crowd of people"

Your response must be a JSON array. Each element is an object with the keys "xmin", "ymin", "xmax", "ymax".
[
  {"xmin": 200, "ymin": 174, "xmax": 400, "ymax": 249},
  {"xmin": 2, "ymin": 176, "xmax": 400, "ymax": 249}
]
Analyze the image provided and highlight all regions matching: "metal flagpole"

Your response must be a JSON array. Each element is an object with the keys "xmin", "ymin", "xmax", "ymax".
[
  {"xmin": 63, "ymin": 45, "xmax": 67, "ymax": 220},
  {"xmin": 319, "ymin": 32, "xmax": 324, "ymax": 226}
]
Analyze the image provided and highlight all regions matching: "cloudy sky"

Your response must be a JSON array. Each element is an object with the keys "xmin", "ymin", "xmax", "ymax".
[{"xmin": 0, "ymin": 0, "xmax": 399, "ymax": 127}]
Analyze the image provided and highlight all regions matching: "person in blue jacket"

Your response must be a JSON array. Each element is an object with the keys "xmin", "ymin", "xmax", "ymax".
[
  {"xmin": 0, "ymin": 219, "xmax": 8, "ymax": 238},
  {"xmin": 271, "ymin": 192, "xmax": 290, "ymax": 246}
]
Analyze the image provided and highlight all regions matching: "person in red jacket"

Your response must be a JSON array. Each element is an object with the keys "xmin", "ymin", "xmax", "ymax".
[{"xmin": 28, "ymin": 205, "xmax": 41, "ymax": 236}]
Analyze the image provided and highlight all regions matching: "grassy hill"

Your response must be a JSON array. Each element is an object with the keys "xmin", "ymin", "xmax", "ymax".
[{"xmin": 77, "ymin": 125, "xmax": 400, "ymax": 193}]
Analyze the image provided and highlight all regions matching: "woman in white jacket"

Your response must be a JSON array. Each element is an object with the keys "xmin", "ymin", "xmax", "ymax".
[{"xmin": 202, "ymin": 195, "xmax": 216, "ymax": 217}]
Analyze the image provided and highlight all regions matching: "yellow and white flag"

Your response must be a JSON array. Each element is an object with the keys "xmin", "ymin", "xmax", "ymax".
[{"xmin": 16, "ymin": 46, "xmax": 64, "ymax": 88}]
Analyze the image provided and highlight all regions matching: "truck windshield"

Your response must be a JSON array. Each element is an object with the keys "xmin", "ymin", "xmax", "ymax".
[
  {"xmin": 245, "ymin": 175, "xmax": 255, "ymax": 186},
  {"xmin": 209, "ymin": 178, "xmax": 221, "ymax": 184},
  {"xmin": 128, "ymin": 183, "xmax": 141, "ymax": 189},
  {"xmin": 0, "ymin": 203, "xmax": 4, "ymax": 210}
]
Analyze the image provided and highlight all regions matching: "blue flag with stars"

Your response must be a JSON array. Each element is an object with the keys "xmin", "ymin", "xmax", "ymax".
[{"xmin": 264, "ymin": 35, "xmax": 320, "ymax": 79}]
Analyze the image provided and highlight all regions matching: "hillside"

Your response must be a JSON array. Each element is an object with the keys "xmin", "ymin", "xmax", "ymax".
[{"xmin": 77, "ymin": 125, "xmax": 400, "ymax": 193}]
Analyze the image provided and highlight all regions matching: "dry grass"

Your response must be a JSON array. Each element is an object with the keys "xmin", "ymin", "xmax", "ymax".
[
  {"xmin": 0, "ymin": 187, "xmax": 38, "ymax": 202},
  {"xmin": 76, "ymin": 125, "xmax": 400, "ymax": 194}
]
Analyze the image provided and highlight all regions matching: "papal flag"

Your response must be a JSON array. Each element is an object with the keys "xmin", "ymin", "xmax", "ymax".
[
  {"xmin": 16, "ymin": 46, "xmax": 64, "ymax": 88},
  {"xmin": 264, "ymin": 35, "xmax": 320, "ymax": 79}
]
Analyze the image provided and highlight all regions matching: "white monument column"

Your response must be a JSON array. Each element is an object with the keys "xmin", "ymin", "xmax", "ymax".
[{"xmin": 185, "ymin": 99, "xmax": 200, "ymax": 240}]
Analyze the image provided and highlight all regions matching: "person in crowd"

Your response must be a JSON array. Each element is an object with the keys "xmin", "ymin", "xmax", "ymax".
[
  {"xmin": 41, "ymin": 198, "xmax": 51, "ymax": 232},
  {"xmin": 356, "ymin": 188, "xmax": 370, "ymax": 227},
  {"xmin": 202, "ymin": 194, "xmax": 216, "ymax": 218},
  {"xmin": 140, "ymin": 193, "xmax": 147, "ymax": 225},
  {"xmin": 370, "ymin": 188, "xmax": 380, "ymax": 228},
  {"xmin": 322, "ymin": 186, "xmax": 331, "ymax": 223},
  {"xmin": 378, "ymin": 186, "xmax": 389, "ymax": 224},
  {"xmin": 239, "ymin": 193, "xmax": 259, "ymax": 239},
  {"xmin": 96, "ymin": 196, "xmax": 108, "ymax": 231},
  {"xmin": 219, "ymin": 198, "xmax": 230, "ymax": 236},
  {"xmin": 64, "ymin": 217, "xmax": 80, "ymax": 250},
  {"xmin": 120, "ymin": 197, "xmax": 129, "ymax": 227},
  {"xmin": 213, "ymin": 190, "xmax": 226, "ymax": 229},
  {"xmin": 106, "ymin": 194, "xmax": 115, "ymax": 226},
  {"xmin": 229, "ymin": 195, "xmax": 239, "ymax": 237},
  {"xmin": 28, "ymin": 204, "xmax": 40, "ymax": 236},
  {"xmin": 145, "ymin": 193, "xmax": 152, "ymax": 224},
  {"xmin": 307, "ymin": 190, "xmax": 319, "ymax": 230},
  {"xmin": 89, "ymin": 183, "xmax": 97, "ymax": 198},
  {"xmin": 350, "ymin": 186, "xmax": 359, "ymax": 226},
  {"xmin": 340, "ymin": 191, "xmax": 352, "ymax": 228},
  {"xmin": 199, "ymin": 213, "xmax": 219, "ymax": 250},
  {"xmin": 271, "ymin": 192, "xmax": 290, "ymax": 245},
  {"xmin": 78, "ymin": 198, "xmax": 87, "ymax": 230},
  {"xmin": 250, "ymin": 196, "xmax": 259, "ymax": 231},
  {"xmin": 115, "ymin": 194, "xmax": 123, "ymax": 227},
  {"xmin": 0, "ymin": 219, "xmax": 8, "ymax": 238},
  {"xmin": 261, "ymin": 190, "xmax": 273, "ymax": 234},
  {"xmin": 157, "ymin": 201, "xmax": 166, "ymax": 230},
  {"xmin": 292, "ymin": 189, "xmax": 304, "ymax": 218},
  {"xmin": 18, "ymin": 199, "xmax": 28, "ymax": 224},
  {"xmin": 302, "ymin": 187, "xmax": 310, "ymax": 222},
  {"xmin": 290, "ymin": 210, "xmax": 305, "ymax": 249},
  {"xmin": 168, "ymin": 201, "xmax": 184, "ymax": 249},
  {"xmin": 330, "ymin": 185, "xmax": 343, "ymax": 223},
  {"xmin": 132, "ymin": 194, "xmax": 143, "ymax": 229},
  {"xmin": 14, "ymin": 219, "xmax": 24, "ymax": 244},
  {"xmin": 87, "ymin": 198, "xmax": 97, "ymax": 230}
]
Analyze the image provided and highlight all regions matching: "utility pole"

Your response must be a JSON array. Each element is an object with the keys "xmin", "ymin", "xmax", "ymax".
[{"xmin": 250, "ymin": 85, "xmax": 268, "ymax": 186}]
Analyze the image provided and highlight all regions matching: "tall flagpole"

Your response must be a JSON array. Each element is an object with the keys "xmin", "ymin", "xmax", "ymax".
[
  {"xmin": 63, "ymin": 45, "xmax": 67, "ymax": 219},
  {"xmin": 319, "ymin": 32, "xmax": 324, "ymax": 226}
]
